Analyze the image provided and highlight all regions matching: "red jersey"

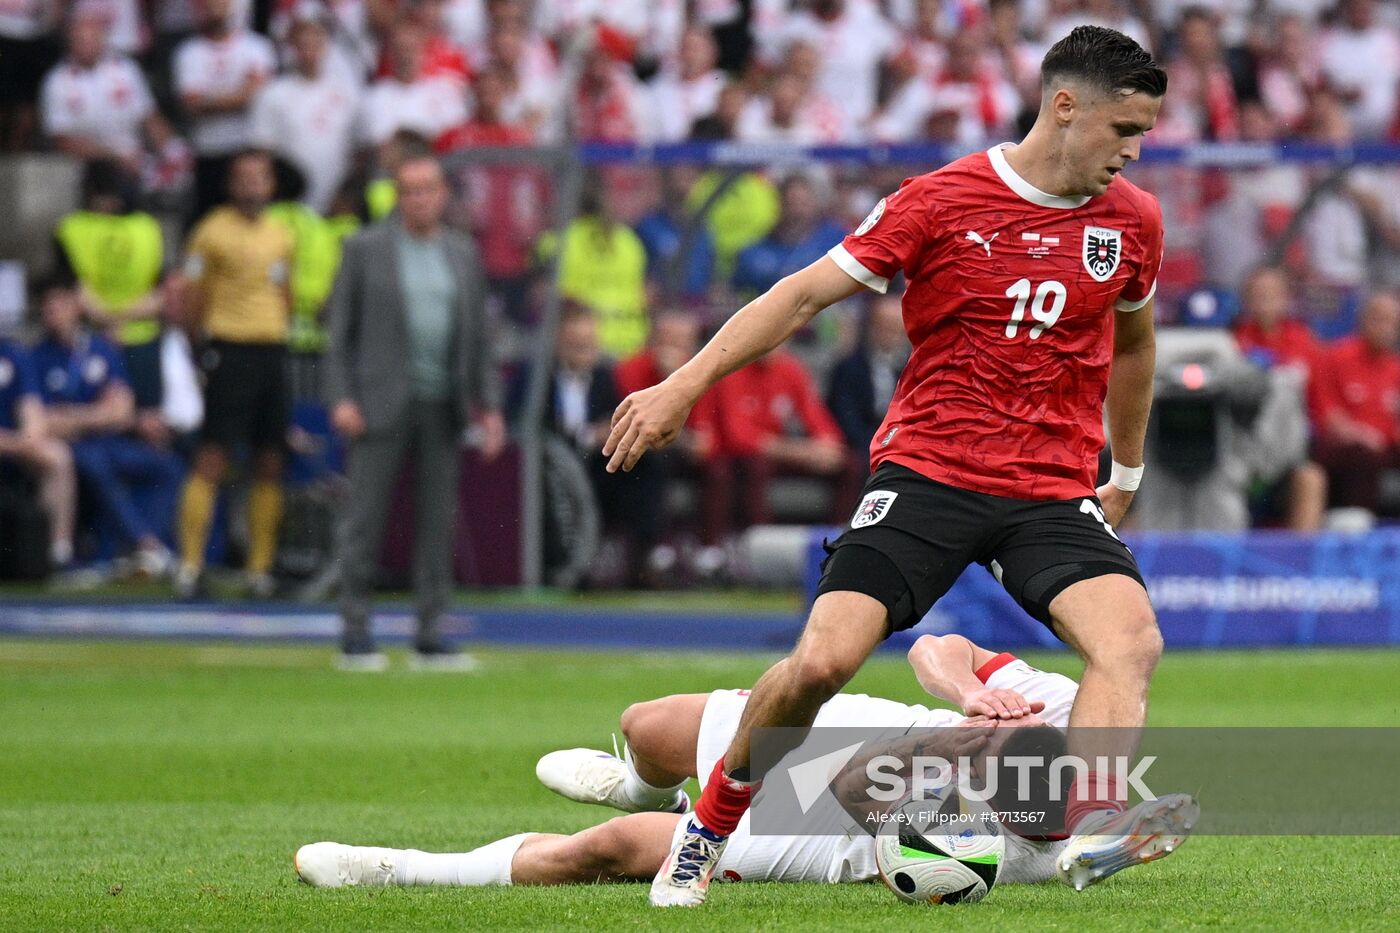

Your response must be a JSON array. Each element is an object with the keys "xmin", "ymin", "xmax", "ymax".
[
  {"xmin": 1234, "ymin": 318, "xmax": 1319, "ymax": 375},
  {"xmin": 707, "ymin": 351, "xmax": 843, "ymax": 459},
  {"xmin": 1309, "ymin": 336, "xmax": 1400, "ymax": 447},
  {"xmin": 829, "ymin": 145, "xmax": 1164, "ymax": 500},
  {"xmin": 615, "ymin": 349, "xmax": 721, "ymax": 455}
]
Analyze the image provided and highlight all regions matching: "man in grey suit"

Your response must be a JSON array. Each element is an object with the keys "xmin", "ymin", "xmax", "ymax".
[{"xmin": 324, "ymin": 154, "xmax": 505, "ymax": 670}]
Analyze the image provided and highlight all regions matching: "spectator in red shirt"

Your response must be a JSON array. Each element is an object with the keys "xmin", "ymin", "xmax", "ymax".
[
  {"xmin": 1233, "ymin": 265, "xmax": 1327, "ymax": 530},
  {"xmin": 614, "ymin": 309, "xmax": 722, "ymax": 551},
  {"xmin": 705, "ymin": 350, "xmax": 860, "ymax": 534},
  {"xmin": 1309, "ymin": 290, "xmax": 1400, "ymax": 513},
  {"xmin": 1234, "ymin": 266, "xmax": 1321, "ymax": 376},
  {"xmin": 376, "ymin": 0, "xmax": 471, "ymax": 86}
]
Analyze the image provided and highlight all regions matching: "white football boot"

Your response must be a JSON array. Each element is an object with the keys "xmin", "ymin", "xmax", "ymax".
[
  {"xmin": 1057, "ymin": 793, "xmax": 1200, "ymax": 891},
  {"xmin": 649, "ymin": 817, "xmax": 728, "ymax": 907},
  {"xmin": 295, "ymin": 842, "xmax": 400, "ymax": 888},
  {"xmin": 535, "ymin": 747, "xmax": 689, "ymax": 814}
]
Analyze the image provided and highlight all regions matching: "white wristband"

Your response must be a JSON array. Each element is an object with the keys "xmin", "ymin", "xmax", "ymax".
[{"xmin": 1110, "ymin": 460, "xmax": 1144, "ymax": 492}]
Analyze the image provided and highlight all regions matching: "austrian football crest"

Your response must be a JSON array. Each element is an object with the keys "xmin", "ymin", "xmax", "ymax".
[
  {"xmin": 851, "ymin": 490, "xmax": 898, "ymax": 529},
  {"xmin": 1082, "ymin": 226, "xmax": 1122, "ymax": 282}
]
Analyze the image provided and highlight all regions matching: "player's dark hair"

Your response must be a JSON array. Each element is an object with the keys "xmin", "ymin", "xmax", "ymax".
[
  {"xmin": 1040, "ymin": 25, "xmax": 1167, "ymax": 99},
  {"xmin": 986, "ymin": 724, "xmax": 1069, "ymax": 834}
]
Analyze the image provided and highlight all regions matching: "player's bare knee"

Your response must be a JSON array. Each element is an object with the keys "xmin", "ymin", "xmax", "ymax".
[
  {"xmin": 620, "ymin": 699, "xmax": 665, "ymax": 750},
  {"xmin": 790, "ymin": 649, "xmax": 858, "ymax": 700}
]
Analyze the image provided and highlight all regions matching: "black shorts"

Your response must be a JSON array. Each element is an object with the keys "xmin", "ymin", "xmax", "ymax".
[
  {"xmin": 199, "ymin": 340, "xmax": 290, "ymax": 451},
  {"xmin": 815, "ymin": 463, "xmax": 1145, "ymax": 636},
  {"xmin": 122, "ymin": 339, "xmax": 164, "ymax": 411}
]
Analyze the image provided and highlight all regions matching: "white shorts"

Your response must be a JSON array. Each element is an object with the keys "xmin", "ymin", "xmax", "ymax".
[{"xmin": 696, "ymin": 687, "xmax": 1065, "ymax": 886}]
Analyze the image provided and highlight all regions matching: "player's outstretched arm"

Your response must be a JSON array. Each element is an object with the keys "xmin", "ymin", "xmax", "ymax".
[
  {"xmin": 907, "ymin": 634, "xmax": 1040, "ymax": 720},
  {"xmin": 1100, "ymin": 298, "xmax": 1156, "ymax": 525},
  {"xmin": 603, "ymin": 256, "xmax": 863, "ymax": 472}
]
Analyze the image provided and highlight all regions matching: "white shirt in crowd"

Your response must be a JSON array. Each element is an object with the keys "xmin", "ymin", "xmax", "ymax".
[
  {"xmin": 174, "ymin": 28, "xmax": 277, "ymax": 155},
  {"xmin": 358, "ymin": 75, "xmax": 467, "ymax": 146},
  {"xmin": 871, "ymin": 68, "xmax": 1020, "ymax": 146},
  {"xmin": 250, "ymin": 70, "xmax": 360, "ymax": 212},
  {"xmin": 40, "ymin": 55, "xmax": 154, "ymax": 158},
  {"xmin": 736, "ymin": 90, "xmax": 849, "ymax": 144},
  {"xmin": 647, "ymin": 67, "xmax": 724, "ymax": 142},
  {"xmin": 535, "ymin": 0, "xmax": 684, "ymax": 62},
  {"xmin": 1318, "ymin": 22, "xmax": 1400, "ymax": 138},
  {"xmin": 764, "ymin": 4, "xmax": 899, "ymax": 129}
]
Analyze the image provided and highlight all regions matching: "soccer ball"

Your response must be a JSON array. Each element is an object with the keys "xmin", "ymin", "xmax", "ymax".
[{"xmin": 874, "ymin": 796, "xmax": 1004, "ymax": 905}]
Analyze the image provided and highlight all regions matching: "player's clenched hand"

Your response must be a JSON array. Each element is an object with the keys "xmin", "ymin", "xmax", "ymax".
[
  {"xmin": 1096, "ymin": 482, "xmax": 1135, "ymax": 527},
  {"xmin": 604, "ymin": 381, "xmax": 694, "ymax": 473},
  {"xmin": 963, "ymin": 688, "xmax": 1045, "ymax": 721}
]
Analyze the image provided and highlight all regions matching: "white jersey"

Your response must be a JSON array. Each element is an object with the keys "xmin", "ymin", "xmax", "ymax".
[
  {"xmin": 696, "ymin": 654, "xmax": 1078, "ymax": 886},
  {"xmin": 357, "ymin": 76, "xmax": 467, "ymax": 146},
  {"xmin": 174, "ymin": 30, "xmax": 277, "ymax": 155},
  {"xmin": 40, "ymin": 56, "xmax": 154, "ymax": 158},
  {"xmin": 250, "ymin": 71, "xmax": 360, "ymax": 212}
]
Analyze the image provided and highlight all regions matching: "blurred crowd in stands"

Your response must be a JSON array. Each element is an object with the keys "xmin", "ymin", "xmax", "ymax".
[{"xmin": 3, "ymin": 0, "xmax": 1400, "ymax": 590}]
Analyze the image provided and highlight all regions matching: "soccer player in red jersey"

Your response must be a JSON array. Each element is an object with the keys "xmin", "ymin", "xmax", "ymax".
[{"xmin": 604, "ymin": 26, "xmax": 1169, "ymax": 906}]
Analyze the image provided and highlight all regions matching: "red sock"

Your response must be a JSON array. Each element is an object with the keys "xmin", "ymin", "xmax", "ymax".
[
  {"xmin": 1065, "ymin": 771, "xmax": 1126, "ymax": 834},
  {"xmin": 693, "ymin": 759, "xmax": 753, "ymax": 836}
]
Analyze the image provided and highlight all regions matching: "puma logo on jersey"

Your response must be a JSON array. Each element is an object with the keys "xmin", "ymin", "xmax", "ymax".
[{"xmin": 964, "ymin": 230, "xmax": 999, "ymax": 256}]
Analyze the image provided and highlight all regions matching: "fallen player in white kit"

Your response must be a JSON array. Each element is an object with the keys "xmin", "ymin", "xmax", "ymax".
[{"xmin": 295, "ymin": 635, "xmax": 1197, "ymax": 892}]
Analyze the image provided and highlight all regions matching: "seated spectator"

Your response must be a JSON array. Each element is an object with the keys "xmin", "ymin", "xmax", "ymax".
[
  {"xmin": 1309, "ymin": 290, "xmax": 1400, "ymax": 515},
  {"xmin": 705, "ymin": 350, "xmax": 860, "ymax": 535},
  {"xmin": 634, "ymin": 167, "xmax": 716, "ymax": 304},
  {"xmin": 54, "ymin": 159, "xmax": 167, "ymax": 414},
  {"xmin": 0, "ymin": 331, "xmax": 76, "ymax": 568},
  {"xmin": 250, "ymin": 3, "xmax": 361, "ymax": 214},
  {"xmin": 31, "ymin": 279, "xmax": 182, "ymax": 573},
  {"xmin": 175, "ymin": 0, "xmax": 277, "ymax": 223},
  {"xmin": 1232, "ymin": 266, "xmax": 1327, "ymax": 530},
  {"xmin": 40, "ymin": 4, "xmax": 172, "ymax": 174},
  {"xmin": 358, "ymin": 21, "xmax": 467, "ymax": 160},
  {"xmin": 732, "ymin": 174, "xmax": 847, "ymax": 297},
  {"xmin": 614, "ymin": 309, "xmax": 720, "ymax": 549},
  {"xmin": 1234, "ymin": 266, "xmax": 1321, "ymax": 374},
  {"xmin": 508, "ymin": 306, "xmax": 642, "ymax": 579},
  {"xmin": 826, "ymin": 292, "xmax": 910, "ymax": 457},
  {"xmin": 648, "ymin": 25, "xmax": 724, "ymax": 143},
  {"xmin": 510, "ymin": 306, "xmax": 618, "ymax": 453},
  {"xmin": 548, "ymin": 181, "xmax": 649, "ymax": 358}
]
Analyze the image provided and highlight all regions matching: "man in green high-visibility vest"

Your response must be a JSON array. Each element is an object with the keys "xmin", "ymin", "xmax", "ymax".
[{"xmin": 53, "ymin": 159, "xmax": 167, "ymax": 414}]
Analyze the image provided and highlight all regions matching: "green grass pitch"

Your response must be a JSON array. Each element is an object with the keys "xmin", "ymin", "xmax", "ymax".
[{"xmin": 0, "ymin": 638, "xmax": 1397, "ymax": 930}]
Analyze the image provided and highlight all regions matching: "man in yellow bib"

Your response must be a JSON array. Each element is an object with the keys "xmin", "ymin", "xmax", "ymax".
[
  {"xmin": 54, "ymin": 159, "xmax": 165, "ymax": 412},
  {"xmin": 174, "ymin": 149, "xmax": 294, "ymax": 598}
]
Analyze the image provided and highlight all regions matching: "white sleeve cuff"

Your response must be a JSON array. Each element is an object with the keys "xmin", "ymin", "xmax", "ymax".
[
  {"xmin": 827, "ymin": 244, "xmax": 890, "ymax": 294},
  {"xmin": 1114, "ymin": 279, "xmax": 1157, "ymax": 312}
]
